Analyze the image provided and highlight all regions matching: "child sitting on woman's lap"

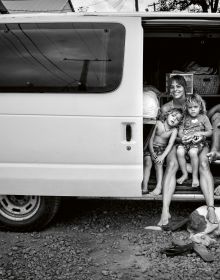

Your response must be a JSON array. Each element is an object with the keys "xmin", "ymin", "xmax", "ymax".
[{"xmin": 177, "ymin": 94, "xmax": 213, "ymax": 188}]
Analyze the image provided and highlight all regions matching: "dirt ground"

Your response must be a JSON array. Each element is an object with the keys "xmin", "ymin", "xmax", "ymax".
[{"xmin": 0, "ymin": 199, "xmax": 220, "ymax": 280}]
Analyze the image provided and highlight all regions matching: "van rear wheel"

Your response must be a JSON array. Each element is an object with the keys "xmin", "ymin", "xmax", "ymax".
[{"xmin": 0, "ymin": 195, "xmax": 60, "ymax": 231}]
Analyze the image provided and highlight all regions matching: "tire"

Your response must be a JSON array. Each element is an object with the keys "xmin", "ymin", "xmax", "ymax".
[{"xmin": 0, "ymin": 195, "xmax": 60, "ymax": 232}]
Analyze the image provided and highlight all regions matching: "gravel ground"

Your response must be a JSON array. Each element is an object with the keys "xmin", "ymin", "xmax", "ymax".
[{"xmin": 0, "ymin": 199, "xmax": 220, "ymax": 280}]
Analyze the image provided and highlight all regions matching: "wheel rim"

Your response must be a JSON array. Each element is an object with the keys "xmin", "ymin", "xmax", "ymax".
[{"xmin": 0, "ymin": 195, "xmax": 41, "ymax": 221}]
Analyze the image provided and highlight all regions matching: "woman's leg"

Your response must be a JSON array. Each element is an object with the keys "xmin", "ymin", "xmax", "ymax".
[
  {"xmin": 177, "ymin": 146, "xmax": 188, "ymax": 184},
  {"xmin": 199, "ymin": 146, "xmax": 217, "ymax": 223},
  {"xmin": 211, "ymin": 128, "xmax": 220, "ymax": 152},
  {"xmin": 158, "ymin": 145, "xmax": 178, "ymax": 226},
  {"xmin": 150, "ymin": 163, "xmax": 163, "ymax": 195},
  {"xmin": 211, "ymin": 113, "xmax": 220, "ymax": 152},
  {"xmin": 209, "ymin": 113, "xmax": 220, "ymax": 195},
  {"xmin": 188, "ymin": 147, "xmax": 199, "ymax": 188},
  {"xmin": 142, "ymin": 155, "xmax": 153, "ymax": 193}
]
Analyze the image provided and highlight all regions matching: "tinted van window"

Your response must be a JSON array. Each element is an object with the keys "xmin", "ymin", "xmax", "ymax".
[{"xmin": 0, "ymin": 22, "xmax": 125, "ymax": 93}]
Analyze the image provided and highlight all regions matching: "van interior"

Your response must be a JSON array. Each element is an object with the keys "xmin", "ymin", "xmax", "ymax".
[{"xmin": 142, "ymin": 18, "xmax": 220, "ymax": 196}]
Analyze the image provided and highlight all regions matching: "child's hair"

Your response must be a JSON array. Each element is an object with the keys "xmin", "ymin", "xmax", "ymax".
[
  {"xmin": 161, "ymin": 107, "xmax": 184, "ymax": 126},
  {"xmin": 168, "ymin": 75, "xmax": 187, "ymax": 95},
  {"xmin": 184, "ymin": 93, "xmax": 206, "ymax": 115}
]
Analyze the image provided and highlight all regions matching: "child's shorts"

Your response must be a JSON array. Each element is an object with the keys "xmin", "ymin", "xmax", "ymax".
[
  {"xmin": 144, "ymin": 144, "xmax": 166, "ymax": 157},
  {"xmin": 177, "ymin": 141, "xmax": 207, "ymax": 154}
]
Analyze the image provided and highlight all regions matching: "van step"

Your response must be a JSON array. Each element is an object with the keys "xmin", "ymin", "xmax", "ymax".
[
  {"xmin": 148, "ymin": 176, "xmax": 220, "ymax": 195},
  {"xmin": 148, "ymin": 184, "xmax": 202, "ymax": 195}
]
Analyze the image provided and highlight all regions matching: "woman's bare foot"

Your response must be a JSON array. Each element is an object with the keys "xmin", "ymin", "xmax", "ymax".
[
  {"xmin": 207, "ymin": 206, "xmax": 218, "ymax": 224},
  {"xmin": 177, "ymin": 173, "xmax": 188, "ymax": 184},
  {"xmin": 192, "ymin": 178, "xmax": 199, "ymax": 188},
  {"xmin": 157, "ymin": 211, "xmax": 171, "ymax": 226}
]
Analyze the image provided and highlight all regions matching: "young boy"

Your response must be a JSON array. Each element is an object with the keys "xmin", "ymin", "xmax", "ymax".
[{"xmin": 142, "ymin": 108, "xmax": 183, "ymax": 195}]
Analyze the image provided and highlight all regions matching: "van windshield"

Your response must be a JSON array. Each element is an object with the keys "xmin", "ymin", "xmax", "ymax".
[{"xmin": 0, "ymin": 22, "xmax": 125, "ymax": 93}]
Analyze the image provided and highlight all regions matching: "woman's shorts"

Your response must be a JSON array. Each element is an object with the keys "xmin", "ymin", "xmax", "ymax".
[{"xmin": 144, "ymin": 144, "xmax": 166, "ymax": 157}]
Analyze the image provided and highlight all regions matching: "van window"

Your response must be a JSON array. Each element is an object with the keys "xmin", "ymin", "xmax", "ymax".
[{"xmin": 0, "ymin": 22, "xmax": 125, "ymax": 93}]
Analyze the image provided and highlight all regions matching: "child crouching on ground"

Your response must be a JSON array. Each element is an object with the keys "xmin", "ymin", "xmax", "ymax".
[
  {"xmin": 142, "ymin": 108, "xmax": 183, "ymax": 195},
  {"xmin": 177, "ymin": 94, "xmax": 213, "ymax": 188}
]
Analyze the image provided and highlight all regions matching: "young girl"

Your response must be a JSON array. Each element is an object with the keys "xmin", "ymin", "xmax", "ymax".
[
  {"xmin": 142, "ymin": 108, "xmax": 183, "ymax": 195},
  {"xmin": 177, "ymin": 94, "xmax": 213, "ymax": 188}
]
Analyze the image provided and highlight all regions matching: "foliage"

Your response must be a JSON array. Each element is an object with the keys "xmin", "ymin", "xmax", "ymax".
[{"xmin": 157, "ymin": 0, "xmax": 219, "ymax": 13}]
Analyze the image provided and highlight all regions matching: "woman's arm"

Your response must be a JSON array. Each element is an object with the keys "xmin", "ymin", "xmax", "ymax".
[
  {"xmin": 207, "ymin": 104, "xmax": 220, "ymax": 119},
  {"xmin": 207, "ymin": 151, "xmax": 220, "ymax": 162}
]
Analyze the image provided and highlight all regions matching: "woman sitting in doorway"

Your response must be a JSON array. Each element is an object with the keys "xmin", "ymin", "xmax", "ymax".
[{"xmin": 157, "ymin": 75, "xmax": 217, "ymax": 227}]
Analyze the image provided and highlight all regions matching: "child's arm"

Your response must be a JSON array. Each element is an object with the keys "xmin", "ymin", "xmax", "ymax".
[
  {"xmin": 192, "ymin": 116, "xmax": 213, "ymax": 143},
  {"xmin": 148, "ymin": 123, "xmax": 158, "ymax": 159},
  {"xmin": 194, "ymin": 129, "xmax": 212, "ymax": 139},
  {"xmin": 198, "ymin": 129, "xmax": 213, "ymax": 138},
  {"xmin": 155, "ymin": 128, "xmax": 177, "ymax": 164},
  {"xmin": 178, "ymin": 123, "xmax": 192, "ymax": 144},
  {"xmin": 178, "ymin": 125, "xmax": 184, "ymax": 140},
  {"xmin": 194, "ymin": 116, "xmax": 213, "ymax": 138}
]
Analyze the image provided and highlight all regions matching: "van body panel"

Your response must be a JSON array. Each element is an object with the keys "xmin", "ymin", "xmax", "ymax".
[
  {"xmin": 0, "ymin": 115, "xmax": 142, "ymax": 164},
  {"xmin": 0, "ymin": 164, "xmax": 142, "ymax": 197},
  {"xmin": 0, "ymin": 15, "xmax": 143, "ymax": 196}
]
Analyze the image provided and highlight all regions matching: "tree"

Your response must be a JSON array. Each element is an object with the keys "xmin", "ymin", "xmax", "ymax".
[{"xmin": 157, "ymin": 0, "xmax": 219, "ymax": 13}]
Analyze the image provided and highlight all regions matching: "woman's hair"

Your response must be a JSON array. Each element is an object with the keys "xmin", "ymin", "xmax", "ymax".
[
  {"xmin": 184, "ymin": 93, "xmax": 206, "ymax": 115},
  {"xmin": 168, "ymin": 75, "xmax": 187, "ymax": 95}
]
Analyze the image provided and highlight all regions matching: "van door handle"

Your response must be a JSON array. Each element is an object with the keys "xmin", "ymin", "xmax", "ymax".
[{"xmin": 126, "ymin": 124, "xmax": 132, "ymax": 142}]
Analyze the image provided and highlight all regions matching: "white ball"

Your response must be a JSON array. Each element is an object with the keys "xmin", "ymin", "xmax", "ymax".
[{"xmin": 143, "ymin": 90, "xmax": 159, "ymax": 119}]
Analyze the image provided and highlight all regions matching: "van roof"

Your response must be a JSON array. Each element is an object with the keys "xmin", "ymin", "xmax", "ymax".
[
  {"xmin": 0, "ymin": 12, "xmax": 220, "ymax": 24},
  {"xmin": 0, "ymin": 11, "xmax": 220, "ymax": 18}
]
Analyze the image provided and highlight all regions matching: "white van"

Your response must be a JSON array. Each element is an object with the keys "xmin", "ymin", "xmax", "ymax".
[{"xmin": 0, "ymin": 12, "xmax": 220, "ymax": 231}]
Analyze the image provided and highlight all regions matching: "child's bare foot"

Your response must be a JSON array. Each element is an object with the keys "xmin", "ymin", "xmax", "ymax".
[
  {"xmin": 177, "ymin": 173, "xmax": 188, "ymax": 184},
  {"xmin": 142, "ymin": 189, "xmax": 148, "ymax": 194},
  {"xmin": 142, "ymin": 182, "xmax": 148, "ymax": 194},
  {"xmin": 142, "ymin": 186, "xmax": 148, "ymax": 195},
  {"xmin": 149, "ymin": 186, "xmax": 162, "ymax": 196},
  {"xmin": 192, "ymin": 178, "xmax": 199, "ymax": 188},
  {"xmin": 207, "ymin": 206, "xmax": 218, "ymax": 224}
]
